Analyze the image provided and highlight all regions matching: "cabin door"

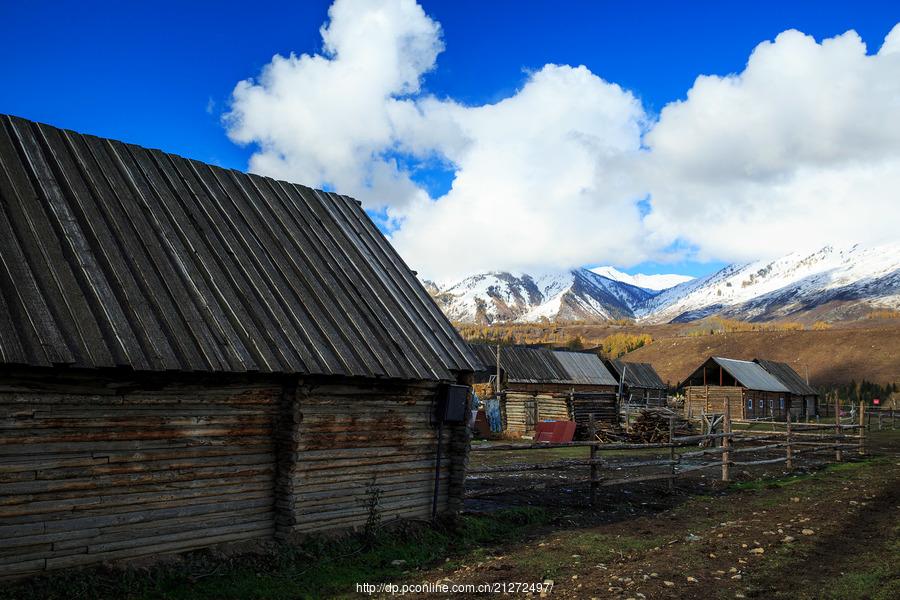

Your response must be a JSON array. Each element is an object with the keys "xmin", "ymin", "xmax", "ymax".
[{"xmin": 524, "ymin": 397, "xmax": 537, "ymax": 432}]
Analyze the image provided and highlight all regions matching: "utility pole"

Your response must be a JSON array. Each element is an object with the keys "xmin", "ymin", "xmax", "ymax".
[{"xmin": 495, "ymin": 344, "xmax": 501, "ymax": 398}]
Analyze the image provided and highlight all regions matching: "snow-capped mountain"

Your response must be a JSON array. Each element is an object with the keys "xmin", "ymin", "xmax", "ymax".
[
  {"xmin": 428, "ymin": 269, "xmax": 653, "ymax": 324},
  {"xmin": 426, "ymin": 243, "xmax": 900, "ymax": 324},
  {"xmin": 636, "ymin": 243, "xmax": 900, "ymax": 323},
  {"xmin": 589, "ymin": 266, "xmax": 693, "ymax": 291}
]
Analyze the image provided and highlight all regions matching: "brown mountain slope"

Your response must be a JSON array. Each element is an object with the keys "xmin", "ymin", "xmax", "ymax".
[{"xmin": 623, "ymin": 321, "xmax": 900, "ymax": 387}]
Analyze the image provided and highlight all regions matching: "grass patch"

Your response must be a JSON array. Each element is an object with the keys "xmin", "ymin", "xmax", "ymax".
[
  {"xmin": 728, "ymin": 458, "xmax": 877, "ymax": 492},
  {"xmin": 2, "ymin": 508, "xmax": 551, "ymax": 600}
]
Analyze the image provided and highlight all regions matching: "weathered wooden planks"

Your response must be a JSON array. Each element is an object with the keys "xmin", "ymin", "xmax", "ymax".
[
  {"xmin": 279, "ymin": 380, "xmax": 468, "ymax": 536},
  {"xmin": 1, "ymin": 369, "xmax": 471, "ymax": 578},
  {"xmin": 0, "ymin": 378, "xmax": 278, "ymax": 578},
  {"xmin": 685, "ymin": 386, "xmax": 744, "ymax": 419}
]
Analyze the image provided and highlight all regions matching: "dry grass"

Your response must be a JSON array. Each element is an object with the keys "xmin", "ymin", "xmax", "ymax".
[{"xmin": 457, "ymin": 319, "xmax": 900, "ymax": 386}]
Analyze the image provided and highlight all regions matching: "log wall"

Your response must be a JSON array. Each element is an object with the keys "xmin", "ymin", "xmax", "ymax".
[
  {"xmin": 684, "ymin": 386, "xmax": 745, "ymax": 419},
  {"xmin": 537, "ymin": 396, "xmax": 570, "ymax": 422},
  {"xmin": 277, "ymin": 379, "xmax": 468, "ymax": 535},
  {"xmin": 571, "ymin": 392, "xmax": 618, "ymax": 438},
  {"xmin": 1, "ymin": 371, "xmax": 471, "ymax": 578},
  {"xmin": 501, "ymin": 392, "xmax": 571, "ymax": 437},
  {"xmin": 0, "ymin": 375, "xmax": 279, "ymax": 579},
  {"xmin": 743, "ymin": 390, "xmax": 789, "ymax": 420}
]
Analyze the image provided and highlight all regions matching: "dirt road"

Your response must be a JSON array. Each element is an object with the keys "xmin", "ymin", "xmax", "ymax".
[{"xmin": 406, "ymin": 430, "xmax": 900, "ymax": 599}]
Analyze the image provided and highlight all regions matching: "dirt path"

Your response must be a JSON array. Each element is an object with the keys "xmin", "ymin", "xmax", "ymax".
[{"xmin": 401, "ymin": 433, "xmax": 900, "ymax": 599}]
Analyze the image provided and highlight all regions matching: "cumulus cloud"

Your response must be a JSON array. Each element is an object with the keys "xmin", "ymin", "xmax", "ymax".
[
  {"xmin": 225, "ymin": 0, "xmax": 900, "ymax": 278},
  {"xmin": 644, "ymin": 25, "xmax": 900, "ymax": 262},
  {"xmin": 225, "ymin": 0, "xmax": 441, "ymax": 208},
  {"xmin": 390, "ymin": 65, "xmax": 648, "ymax": 278}
]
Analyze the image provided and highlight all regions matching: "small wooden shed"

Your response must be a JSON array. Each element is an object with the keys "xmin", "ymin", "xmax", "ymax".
[
  {"xmin": 0, "ymin": 115, "xmax": 480, "ymax": 578},
  {"xmin": 554, "ymin": 351, "xmax": 619, "ymax": 437},
  {"xmin": 754, "ymin": 359, "xmax": 819, "ymax": 418},
  {"xmin": 681, "ymin": 357, "xmax": 791, "ymax": 421},
  {"xmin": 605, "ymin": 360, "xmax": 668, "ymax": 407},
  {"xmin": 469, "ymin": 345, "xmax": 569, "ymax": 436},
  {"xmin": 469, "ymin": 345, "xmax": 618, "ymax": 436}
]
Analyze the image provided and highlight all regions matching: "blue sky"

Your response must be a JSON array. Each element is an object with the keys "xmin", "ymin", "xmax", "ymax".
[{"xmin": 2, "ymin": 1, "xmax": 899, "ymax": 279}]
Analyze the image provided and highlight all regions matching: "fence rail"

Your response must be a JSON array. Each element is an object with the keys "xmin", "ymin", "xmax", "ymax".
[{"xmin": 465, "ymin": 399, "xmax": 874, "ymax": 503}]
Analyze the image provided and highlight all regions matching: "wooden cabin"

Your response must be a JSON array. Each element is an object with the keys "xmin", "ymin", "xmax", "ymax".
[
  {"xmin": 605, "ymin": 360, "xmax": 668, "ymax": 407},
  {"xmin": 681, "ymin": 357, "xmax": 791, "ymax": 421},
  {"xmin": 469, "ymin": 345, "xmax": 617, "ymax": 436},
  {"xmin": 554, "ymin": 351, "xmax": 619, "ymax": 437},
  {"xmin": 0, "ymin": 115, "xmax": 479, "ymax": 579},
  {"xmin": 754, "ymin": 359, "xmax": 820, "ymax": 418}
]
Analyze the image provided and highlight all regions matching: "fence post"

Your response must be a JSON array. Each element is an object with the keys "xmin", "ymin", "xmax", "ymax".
[
  {"xmin": 786, "ymin": 411, "xmax": 793, "ymax": 471},
  {"xmin": 835, "ymin": 395, "xmax": 842, "ymax": 462},
  {"xmin": 859, "ymin": 401, "xmax": 866, "ymax": 457},
  {"xmin": 721, "ymin": 400, "xmax": 731, "ymax": 483},
  {"xmin": 589, "ymin": 416, "xmax": 598, "ymax": 507},
  {"xmin": 668, "ymin": 414, "xmax": 676, "ymax": 492},
  {"xmin": 878, "ymin": 411, "xmax": 882, "ymax": 431}
]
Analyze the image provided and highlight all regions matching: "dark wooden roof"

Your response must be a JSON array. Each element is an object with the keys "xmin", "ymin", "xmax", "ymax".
[
  {"xmin": 470, "ymin": 344, "xmax": 616, "ymax": 386},
  {"xmin": 469, "ymin": 344, "xmax": 569, "ymax": 383},
  {"xmin": 608, "ymin": 360, "xmax": 667, "ymax": 390},
  {"xmin": 0, "ymin": 115, "xmax": 479, "ymax": 380},
  {"xmin": 554, "ymin": 351, "xmax": 618, "ymax": 386},
  {"xmin": 754, "ymin": 359, "xmax": 818, "ymax": 397}
]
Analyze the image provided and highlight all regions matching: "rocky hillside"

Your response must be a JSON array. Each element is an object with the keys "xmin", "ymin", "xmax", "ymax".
[
  {"xmin": 426, "ymin": 269, "xmax": 652, "ymax": 324},
  {"xmin": 428, "ymin": 243, "xmax": 900, "ymax": 325}
]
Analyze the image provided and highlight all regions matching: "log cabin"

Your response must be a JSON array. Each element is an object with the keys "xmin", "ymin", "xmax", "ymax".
[
  {"xmin": 0, "ymin": 115, "xmax": 480, "ymax": 578},
  {"xmin": 753, "ymin": 359, "xmax": 820, "ymax": 418},
  {"xmin": 554, "ymin": 351, "xmax": 619, "ymax": 437},
  {"xmin": 605, "ymin": 360, "xmax": 668, "ymax": 407},
  {"xmin": 469, "ymin": 344, "xmax": 617, "ymax": 436},
  {"xmin": 681, "ymin": 357, "xmax": 791, "ymax": 421}
]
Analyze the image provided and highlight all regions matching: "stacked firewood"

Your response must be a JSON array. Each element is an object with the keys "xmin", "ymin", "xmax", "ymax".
[
  {"xmin": 593, "ymin": 424, "xmax": 628, "ymax": 443},
  {"xmin": 627, "ymin": 408, "xmax": 694, "ymax": 443}
]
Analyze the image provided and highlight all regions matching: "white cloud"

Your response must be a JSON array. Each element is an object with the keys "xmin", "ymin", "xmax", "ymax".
[
  {"xmin": 643, "ymin": 25, "xmax": 900, "ymax": 263},
  {"xmin": 225, "ymin": 1, "xmax": 900, "ymax": 278},
  {"xmin": 390, "ymin": 65, "xmax": 649, "ymax": 278},
  {"xmin": 224, "ymin": 0, "xmax": 441, "ymax": 208}
]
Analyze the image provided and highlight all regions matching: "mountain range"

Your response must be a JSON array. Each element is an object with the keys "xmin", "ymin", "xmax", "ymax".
[{"xmin": 425, "ymin": 243, "xmax": 900, "ymax": 324}]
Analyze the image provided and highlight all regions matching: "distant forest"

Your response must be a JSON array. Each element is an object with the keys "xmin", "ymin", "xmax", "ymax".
[
  {"xmin": 457, "ymin": 323, "xmax": 650, "ymax": 359},
  {"xmin": 823, "ymin": 380, "xmax": 898, "ymax": 405}
]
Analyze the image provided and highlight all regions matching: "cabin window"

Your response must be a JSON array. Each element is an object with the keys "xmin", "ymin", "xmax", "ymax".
[
  {"xmin": 747, "ymin": 399, "xmax": 753, "ymax": 410},
  {"xmin": 779, "ymin": 398, "xmax": 785, "ymax": 410}
]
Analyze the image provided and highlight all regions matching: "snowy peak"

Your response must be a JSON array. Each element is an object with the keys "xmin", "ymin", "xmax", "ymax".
[
  {"xmin": 425, "ymin": 243, "xmax": 900, "ymax": 325},
  {"xmin": 590, "ymin": 266, "xmax": 694, "ymax": 291},
  {"xmin": 636, "ymin": 243, "xmax": 900, "ymax": 323},
  {"xmin": 430, "ymin": 268, "xmax": 653, "ymax": 324}
]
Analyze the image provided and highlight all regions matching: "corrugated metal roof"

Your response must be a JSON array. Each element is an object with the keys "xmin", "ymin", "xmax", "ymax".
[
  {"xmin": 469, "ymin": 344, "xmax": 569, "ymax": 383},
  {"xmin": 554, "ymin": 351, "xmax": 618, "ymax": 386},
  {"xmin": 712, "ymin": 357, "xmax": 790, "ymax": 393},
  {"xmin": 609, "ymin": 360, "xmax": 667, "ymax": 390},
  {"xmin": 0, "ymin": 114, "xmax": 480, "ymax": 380},
  {"xmin": 754, "ymin": 359, "xmax": 819, "ymax": 397}
]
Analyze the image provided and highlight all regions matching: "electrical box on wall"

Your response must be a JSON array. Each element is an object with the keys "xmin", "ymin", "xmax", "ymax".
[{"xmin": 436, "ymin": 384, "xmax": 470, "ymax": 424}]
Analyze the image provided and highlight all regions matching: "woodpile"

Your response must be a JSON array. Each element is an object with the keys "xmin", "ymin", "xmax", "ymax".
[
  {"xmin": 629, "ymin": 408, "xmax": 695, "ymax": 443},
  {"xmin": 592, "ymin": 424, "xmax": 628, "ymax": 443},
  {"xmin": 589, "ymin": 408, "xmax": 695, "ymax": 444}
]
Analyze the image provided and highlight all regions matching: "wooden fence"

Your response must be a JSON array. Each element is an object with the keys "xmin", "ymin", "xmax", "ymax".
[{"xmin": 465, "ymin": 400, "xmax": 871, "ymax": 504}]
